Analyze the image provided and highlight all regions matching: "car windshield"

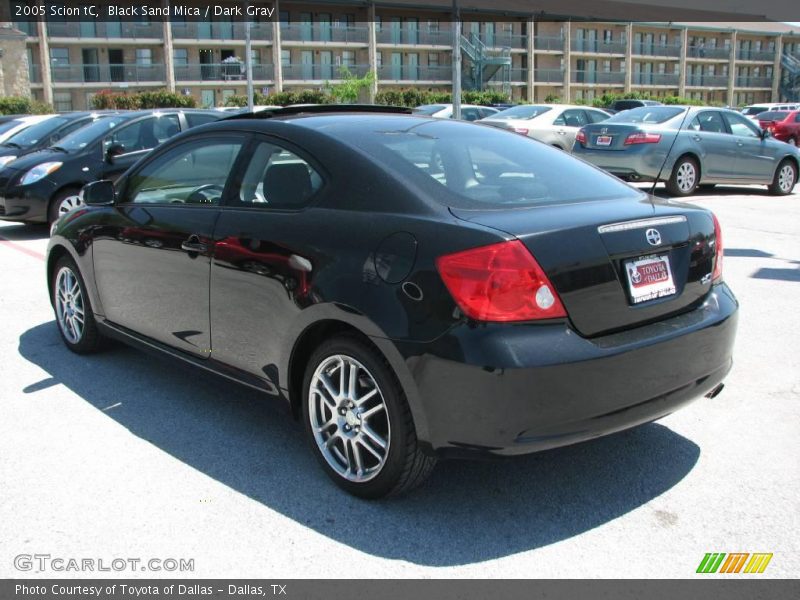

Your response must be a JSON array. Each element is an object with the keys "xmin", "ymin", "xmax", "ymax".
[
  {"xmin": 758, "ymin": 111, "xmax": 789, "ymax": 121},
  {"xmin": 345, "ymin": 119, "xmax": 642, "ymax": 209},
  {"xmin": 489, "ymin": 105, "xmax": 553, "ymax": 120},
  {"xmin": 54, "ymin": 115, "xmax": 130, "ymax": 152},
  {"xmin": 413, "ymin": 105, "xmax": 447, "ymax": 116},
  {"xmin": 0, "ymin": 120, "xmax": 23, "ymax": 137},
  {"xmin": 741, "ymin": 106, "xmax": 769, "ymax": 116},
  {"xmin": 606, "ymin": 106, "xmax": 685, "ymax": 124},
  {"xmin": 2, "ymin": 116, "xmax": 70, "ymax": 149}
]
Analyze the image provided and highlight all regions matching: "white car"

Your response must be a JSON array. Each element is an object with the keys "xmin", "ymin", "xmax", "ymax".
[
  {"xmin": 741, "ymin": 102, "xmax": 800, "ymax": 121},
  {"xmin": 412, "ymin": 104, "xmax": 499, "ymax": 121},
  {"xmin": 480, "ymin": 104, "xmax": 611, "ymax": 151},
  {"xmin": 0, "ymin": 115, "xmax": 54, "ymax": 144}
]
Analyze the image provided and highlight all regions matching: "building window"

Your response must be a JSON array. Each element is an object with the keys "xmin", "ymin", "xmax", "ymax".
[
  {"xmin": 53, "ymin": 92, "xmax": 72, "ymax": 112},
  {"xmin": 603, "ymin": 29, "xmax": 613, "ymax": 42},
  {"xmin": 602, "ymin": 60, "xmax": 611, "ymax": 72},
  {"xmin": 49, "ymin": 47, "xmax": 70, "ymax": 66},
  {"xmin": 281, "ymin": 50, "xmax": 290, "ymax": 67},
  {"xmin": 376, "ymin": 52, "xmax": 382, "ymax": 68},
  {"xmin": 136, "ymin": 49, "xmax": 153, "ymax": 65},
  {"xmin": 342, "ymin": 51, "xmax": 355, "ymax": 67},
  {"xmin": 173, "ymin": 48, "xmax": 188, "ymax": 66},
  {"xmin": 428, "ymin": 20, "xmax": 439, "ymax": 32},
  {"xmin": 429, "ymin": 53, "xmax": 439, "ymax": 67},
  {"xmin": 250, "ymin": 49, "xmax": 261, "ymax": 65}
]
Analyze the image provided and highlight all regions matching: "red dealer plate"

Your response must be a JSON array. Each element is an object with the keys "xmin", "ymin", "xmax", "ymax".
[
  {"xmin": 596, "ymin": 135, "xmax": 613, "ymax": 146},
  {"xmin": 624, "ymin": 254, "xmax": 677, "ymax": 304}
]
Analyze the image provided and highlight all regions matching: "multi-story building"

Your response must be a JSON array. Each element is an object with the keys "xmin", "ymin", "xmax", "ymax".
[{"xmin": 8, "ymin": 6, "xmax": 800, "ymax": 110}]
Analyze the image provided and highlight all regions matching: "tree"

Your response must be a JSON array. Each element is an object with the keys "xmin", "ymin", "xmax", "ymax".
[{"xmin": 325, "ymin": 67, "xmax": 375, "ymax": 104}]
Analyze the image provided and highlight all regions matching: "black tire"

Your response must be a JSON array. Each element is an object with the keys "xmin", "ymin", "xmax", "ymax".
[
  {"xmin": 51, "ymin": 255, "xmax": 105, "ymax": 354},
  {"xmin": 301, "ymin": 334, "xmax": 436, "ymax": 499},
  {"xmin": 47, "ymin": 187, "xmax": 82, "ymax": 225},
  {"xmin": 767, "ymin": 159, "xmax": 798, "ymax": 196},
  {"xmin": 665, "ymin": 156, "xmax": 700, "ymax": 197}
]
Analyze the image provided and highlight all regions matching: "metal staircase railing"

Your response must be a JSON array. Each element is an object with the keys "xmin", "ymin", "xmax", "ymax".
[
  {"xmin": 780, "ymin": 52, "xmax": 800, "ymax": 101},
  {"xmin": 460, "ymin": 33, "xmax": 512, "ymax": 95}
]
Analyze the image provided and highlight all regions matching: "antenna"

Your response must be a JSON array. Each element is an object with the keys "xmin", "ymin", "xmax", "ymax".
[{"xmin": 649, "ymin": 106, "xmax": 692, "ymax": 197}]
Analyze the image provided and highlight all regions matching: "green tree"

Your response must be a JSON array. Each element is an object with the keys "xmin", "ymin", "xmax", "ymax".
[{"xmin": 325, "ymin": 67, "xmax": 376, "ymax": 103}]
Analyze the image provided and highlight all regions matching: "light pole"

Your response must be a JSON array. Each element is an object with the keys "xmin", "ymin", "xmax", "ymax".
[
  {"xmin": 452, "ymin": 0, "xmax": 461, "ymax": 120},
  {"xmin": 245, "ymin": 1, "xmax": 254, "ymax": 111}
]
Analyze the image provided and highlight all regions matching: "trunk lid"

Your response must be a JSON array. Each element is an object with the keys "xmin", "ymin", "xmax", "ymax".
[
  {"xmin": 578, "ymin": 123, "xmax": 674, "ymax": 151},
  {"xmin": 450, "ymin": 196, "xmax": 717, "ymax": 337}
]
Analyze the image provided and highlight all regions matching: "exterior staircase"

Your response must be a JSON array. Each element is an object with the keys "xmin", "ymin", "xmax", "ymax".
[
  {"xmin": 780, "ymin": 52, "xmax": 800, "ymax": 102},
  {"xmin": 460, "ymin": 33, "xmax": 512, "ymax": 95}
]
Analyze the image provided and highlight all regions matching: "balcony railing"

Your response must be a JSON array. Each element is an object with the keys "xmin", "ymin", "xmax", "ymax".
[
  {"xmin": 174, "ymin": 63, "xmax": 274, "ymax": 82},
  {"xmin": 12, "ymin": 21, "xmax": 36, "ymax": 36},
  {"xmin": 281, "ymin": 23, "xmax": 368, "ymax": 44},
  {"xmin": 632, "ymin": 43, "xmax": 682, "ymax": 57},
  {"xmin": 47, "ymin": 21, "xmax": 163, "ymax": 39},
  {"xmin": 481, "ymin": 33, "xmax": 526, "ymax": 49},
  {"xmin": 736, "ymin": 49, "xmax": 774, "ymax": 62},
  {"xmin": 632, "ymin": 72, "xmax": 680, "ymax": 86},
  {"xmin": 508, "ymin": 67, "xmax": 527, "ymax": 82},
  {"xmin": 49, "ymin": 63, "xmax": 166, "ymax": 83},
  {"xmin": 171, "ymin": 22, "xmax": 272, "ymax": 41},
  {"xmin": 571, "ymin": 70, "xmax": 625, "ymax": 84},
  {"xmin": 571, "ymin": 39, "xmax": 627, "ymax": 54},
  {"xmin": 376, "ymin": 27, "xmax": 451, "ymax": 46},
  {"xmin": 686, "ymin": 74, "xmax": 729, "ymax": 86},
  {"xmin": 282, "ymin": 63, "xmax": 369, "ymax": 80},
  {"xmin": 687, "ymin": 46, "xmax": 731, "ymax": 60},
  {"xmin": 736, "ymin": 75, "xmax": 773, "ymax": 88},
  {"xmin": 377, "ymin": 65, "xmax": 451, "ymax": 81},
  {"xmin": 535, "ymin": 36, "xmax": 565, "ymax": 52},
  {"xmin": 535, "ymin": 68, "xmax": 565, "ymax": 83}
]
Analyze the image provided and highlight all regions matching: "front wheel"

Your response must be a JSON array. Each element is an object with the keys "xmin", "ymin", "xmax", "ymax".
[
  {"xmin": 302, "ymin": 335, "xmax": 436, "ymax": 498},
  {"xmin": 768, "ymin": 159, "xmax": 797, "ymax": 196},
  {"xmin": 48, "ymin": 188, "xmax": 83, "ymax": 224},
  {"xmin": 665, "ymin": 156, "xmax": 699, "ymax": 197},
  {"xmin": 52, "ymin": 256, "xmax": 105, "ymax": 354}
]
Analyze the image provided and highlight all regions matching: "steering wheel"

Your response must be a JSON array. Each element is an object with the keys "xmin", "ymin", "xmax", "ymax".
[{"xmin": 186, "ymin": 184, "xmax": 224, "ymax": 204}]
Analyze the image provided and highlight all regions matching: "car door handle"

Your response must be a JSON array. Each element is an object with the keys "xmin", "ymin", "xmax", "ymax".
[
  {"xmin": 181, "ymin": 235, "xmax": 207, "ymax": 254},
  {"xmin": 737, "ymin": 141, "xmax": 744, "ymax": 147},
  {"xmin": 693, "ymin": 135, "xmax": 702, "ymax": 141}
]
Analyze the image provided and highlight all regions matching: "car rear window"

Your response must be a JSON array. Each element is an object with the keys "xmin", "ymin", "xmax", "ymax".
[
  {"xmin": 758, "ymin": 111, "xmax": 789, "ymax": 121},
  {"xmin": 489, "ymin": 105, "xmax": 553, "ymax": 120},
  {"xmin": 347, "ymin": 120, "xmax": 642, "ymax": 209},
  {"xmin": 741, "ymin": 106, "xmax": 769, "ymax": 116},
  {"xmin": 606, "ymin": 106, "xmax": 685, "ymax": 124},
  {"xmin": 413, "ymin": 105, "xmax": 447, "ymax": 116}
]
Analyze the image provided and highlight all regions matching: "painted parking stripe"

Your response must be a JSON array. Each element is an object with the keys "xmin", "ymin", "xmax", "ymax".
[{"xmin": 0, "ymin": 234, "xmax": 46, "ymax": 262}]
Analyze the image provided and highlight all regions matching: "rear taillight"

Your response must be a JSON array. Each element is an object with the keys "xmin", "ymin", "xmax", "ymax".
[
  {"xmin": 624, "ymin": 132, "xmax": 662, "ymax": 145},
  {"xmin": 575, "ymin": 129, "xmax": 587, "ymax": 144},
  {"xmin": 513, "ymin": 127, "xmax": 529, "ymax": 135},
  {"xmin": 435, "ymin": 240, "xmax": 567, "ymax": 322},
  {"xmin": 712, "ymin": 213, "xmax": 723, "ymax": 282}
]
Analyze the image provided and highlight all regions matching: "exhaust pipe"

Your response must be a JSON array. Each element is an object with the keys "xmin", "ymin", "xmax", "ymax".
[{"xmin": 705, "ymin": 383, "xmax": 725, "ymax": 399}]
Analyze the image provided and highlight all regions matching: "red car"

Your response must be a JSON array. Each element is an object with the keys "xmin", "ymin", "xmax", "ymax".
[{"xmin": 758, "ymin": 110, "xmax": 800, "ymax": 146}]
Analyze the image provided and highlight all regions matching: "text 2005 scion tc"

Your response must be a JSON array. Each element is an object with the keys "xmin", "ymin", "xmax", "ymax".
[{"xmin": 47, "ymin": 106, "xmax": 738, "ymax": 498}]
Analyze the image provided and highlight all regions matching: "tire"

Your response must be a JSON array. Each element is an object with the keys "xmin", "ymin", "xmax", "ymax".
[
  {"xmin": 51, "ymin": 255, "xmax": 105, "ymax": 354},
  {"xmin": 47, "ymin": 187, "xmax": 83, "ymax": 225},
  {"xmin": 768, "ymin": 159, "xmax": 798, "ymax": 196},
  {"xmin": 302, "ymin": 334, "xmax": 436, "ymax": 499},
  {"xmin": 665, "ymin": 156, "xmax": 700, "ymax": 197}
]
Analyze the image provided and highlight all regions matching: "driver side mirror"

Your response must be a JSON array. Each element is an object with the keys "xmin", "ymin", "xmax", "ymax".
[
  {"xmin": 82, "ymin": 180, "xmax": 115, "ymax": 206},
  {"xmin": 105, "ymin": 143, "xmax": 125, "ymax": 162}
]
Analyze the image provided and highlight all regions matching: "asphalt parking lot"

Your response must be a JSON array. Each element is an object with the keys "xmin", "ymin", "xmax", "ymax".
[{"xmin": 1, "ymin": 184, "xmax": 798, "ymax": 579}]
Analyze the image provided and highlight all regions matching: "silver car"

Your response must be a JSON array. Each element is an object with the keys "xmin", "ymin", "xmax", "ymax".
[
  {"xmin": 480, "ymin": 104, "xmax": 611, "ymax": 151},
  {"xmin": 572, "ymin": 105, "xmax": 800, "ymax": 196}
]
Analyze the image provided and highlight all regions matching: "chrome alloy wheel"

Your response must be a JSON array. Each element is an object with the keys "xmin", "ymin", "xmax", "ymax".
[
  {"xmin": 58, "ymin": 193, "xmax": 83, "ymax": 217},
  {"xmin": 308, "ymin": 354, "xmax": 390, "ymax": 482},
  {"xmin": 676, "ymin": 162, "xmax": 697, "ymax": 193},
  {"xmin": 55, "ymin": 266, "xmax": 85, "ymax": 344},
  {"xmin": 778, "ymin": 164, "xmax": 796, "ymax": 193}
]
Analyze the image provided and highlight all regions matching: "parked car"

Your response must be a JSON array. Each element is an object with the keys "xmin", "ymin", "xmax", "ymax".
[
  {"xmin": 0, "ymin": 115, "xmax": 55, "ymax": 145},
  {"xmin": 757, "ymin": 110, "xmax": 800, "ymax": 145},
  {"xmin": 0, "ymin": 111, "xmax": 117, "ymax": 169},
  {"xmin": 573, "ymin": 105, "xmax": 799, "ymax": 196},
  {"xmin": 480, "ymin": 104, "xmax": 610, "ymax": 150},
  {"xmin": 741, "ymin": 102, "xmax": 800, "ymax": 121},
  {"xmin": 412, "ymin": 104, "xmax": 499, "ymax": 121},
  {"xmin": 47, "ymin": 105, "xmax": 737, "ymax": 498},
  {"xmin": 607, "ymin": 99, "xmax": 663, "ymax": 113},
  {"xmin": 0, "ymin": 109, "xmax": 220, "ymax": 224}
]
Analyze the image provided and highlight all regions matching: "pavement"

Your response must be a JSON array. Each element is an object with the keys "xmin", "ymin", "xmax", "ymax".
[{"xmin": 0, "ymin": 183, "xmax": 798, "ymax": 579}]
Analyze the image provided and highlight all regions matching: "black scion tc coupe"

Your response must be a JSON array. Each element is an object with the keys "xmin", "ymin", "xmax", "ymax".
[{"xmin": 47, "ymin": 105, "xmax": 738, "ymax": 498}]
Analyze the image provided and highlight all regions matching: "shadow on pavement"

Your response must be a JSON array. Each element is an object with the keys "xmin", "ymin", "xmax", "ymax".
[
  {"xmin": 19, "ymin": 321, "xmax": 701, "ymax": 566},
  {"xmin": 0, "ymin": 223, "xmax": 49, "ymax": 241}
]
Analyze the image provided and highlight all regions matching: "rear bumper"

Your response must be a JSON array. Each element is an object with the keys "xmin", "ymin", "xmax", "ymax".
[
  {"xmin": 573, "ymin": 144, "xmax": 671, "ymax": 181},
  {"xmin": 402, "ymin": 284, "xmax": 738, "ymax": 457}
]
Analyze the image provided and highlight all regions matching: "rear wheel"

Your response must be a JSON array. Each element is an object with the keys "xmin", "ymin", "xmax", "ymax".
[
  {"xmin": 51, "ymin": 255, "xmax": 105, "ymax": 354},
  {"xmin": 48, "ymin": 188, "xmax": 83, "ymax": 225},
  {"xmin": 302, "ymin": 335, "xmax": 435, "ymax": 498},
  {"xmin": 768, "ymin": 159, "xmax": 797, "ymax": 196},
  {"xmin": 665, "ymin": 156, "xmax": 699, "ymax": 197}
]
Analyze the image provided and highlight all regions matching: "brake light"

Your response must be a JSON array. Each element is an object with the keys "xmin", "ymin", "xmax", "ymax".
[
  {"xmin": 436, "ymin": 240, "xmax": 567, "ymax": 322},
  {"xmin": 624, "ymin": 132, "xmax": 662, "ymax": 145},
  {"xmin": 513, "ymin": 127, "xmax": 529, "ymax": 135},
  {"xmin": 712, "ymin": 212, "xmax": 723, "ymax": 282},
  {"xmin": 575, "ymin": 129, "xmax": 587, "ymax": 144}
]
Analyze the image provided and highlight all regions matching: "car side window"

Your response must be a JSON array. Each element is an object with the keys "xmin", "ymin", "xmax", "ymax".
[
  {"xmin": 186, "ymin": 113, "xmax": 220, "ymax": 128},
  {"xmin": 554, "ymin": 109, "xmax": 588, "ymax": 127},
  {"xmin": 461, "ymin": 108, "xmax": 481, "ymax": 122},
  {"xmin": 234, "ymin": 140, "xmax": 322, "ymax": 210},
  {"xmin": 795, "ymin": 113, "xmax": 800, "ymax": 123},
  {"xmin": 124, "ymin": 138, "xmax": 244, "ymax": 206},
  {"xmin": 51, "ymin": 118, "xmax": 90, "ymax": 143},
  {"xmin": 153, "ymin": 114, "xmax": 182, "ymax": 143},
  {"xmin": 724, "ymin": 112, "xmax": 760, "ymax": 138},
  {"xmin": 104, "ymin": 115, "xmax": 181, "ymax": 156},
  {"xmin": 690, "ymin": 111, "xmax": 727, "ymax": 134},
  {"xmin": 585, "ymin": 110, "xmax": 609, "ymax": 124}
]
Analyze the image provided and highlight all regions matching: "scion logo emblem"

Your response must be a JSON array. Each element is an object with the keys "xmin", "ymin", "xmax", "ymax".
[{"xmin": 646, "ymin": 228, "xmax": 662, "ymax": 246}]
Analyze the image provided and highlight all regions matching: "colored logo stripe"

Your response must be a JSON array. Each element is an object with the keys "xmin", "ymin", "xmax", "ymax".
[
  {"xmin": 719, "ymin": 553, "xmax": 749, "ymax": 573},
  {"xmin": 697, "ymin": 553, "xmax": 773, "ymax": 574},
  {"xmin": 744, "ymin": 553, "xmax": 773, "ymax": 574},
  {"xmin": 697, "ymin": 553, "xmax": 726, "ymax": 573}
]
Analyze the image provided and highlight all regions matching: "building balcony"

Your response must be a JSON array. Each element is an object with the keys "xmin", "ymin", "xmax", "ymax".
[
  {"xmin": 535, "ymin": 68, "xmax": 565, "ymax": 83},
  {"xmin": 686, "ymin": 74, "xmax": 729, "ymax": 87},
  {"xmin": 175, "ymin": 63, "xmax": 274, "ymax": 82},
  {"xmin": 47, "ymin": 22, "xmax": 163, "ymax": 39},
  {"xmin": 535, "ymin": 36, "xmax": 565, "ymax": 52},
  {"xmin": 171, "ymin": 22, "xmax": 272, "ymax": 42},
  {"xmin": 508, "ymin": 67, "xmax": 528, "ymax": 82},
  {"xmin": 736, "ymin": 75, "xmax": 773, "ymax": 88},
  {"xmin": 632, "ymin": 72, "xmax": 680, "ymax": 86},
  {"xmin": 280, "ymin": 24, "xmax": 368, "ymax": 44},
  {"xmin": 687, "ymin": 46, "xmax": 731, "ymax": 60},
  {"xmin": 378, "ymin": 65, "xmax": 451, "ymax": 82},
  {"xmin": 282, "ymin": 63, "xmax": 369, "ymax": 80},
  {"xmin": 632, "ymin": 43, "xmax": 682, "ymax": 58},
  {"xmin": 481, "ymin": 33, "xmax": 527, "ymax": 50},
  {"xmin": 376, "ymin": 27, "xmax": 451, "ymax": 46},
  {"xmin": 571, "ymin": 70, "xmax": 625, "ymax": 84},
  {"xmin": 49, "ymin": 63, "xmax": 166, "ymax": 84},
  {"xmin": 736, "ymin": 49, "xmax": 775, "ymax": 62},
  {"xmin": 571, "ymin": 40, "xmax": 627, "ymax": 54}
]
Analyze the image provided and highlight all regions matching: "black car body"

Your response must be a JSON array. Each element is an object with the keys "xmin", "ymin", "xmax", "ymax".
[
  {"xmin": 47, "ymin": 106, "xmax": 738, "ymax": 498},
  {"xmin": 0, "ymin": 109, "xmax": 220, "ymax": 224}
]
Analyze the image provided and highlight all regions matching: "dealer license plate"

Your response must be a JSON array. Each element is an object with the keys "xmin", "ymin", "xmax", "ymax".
[
  {"xmin": 625, "ymin": 254, "xmax": 677, "ymax": 304},
  {"xmin": 596, "ymin": 135, "xmax": 613, "ymax": 146}
]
